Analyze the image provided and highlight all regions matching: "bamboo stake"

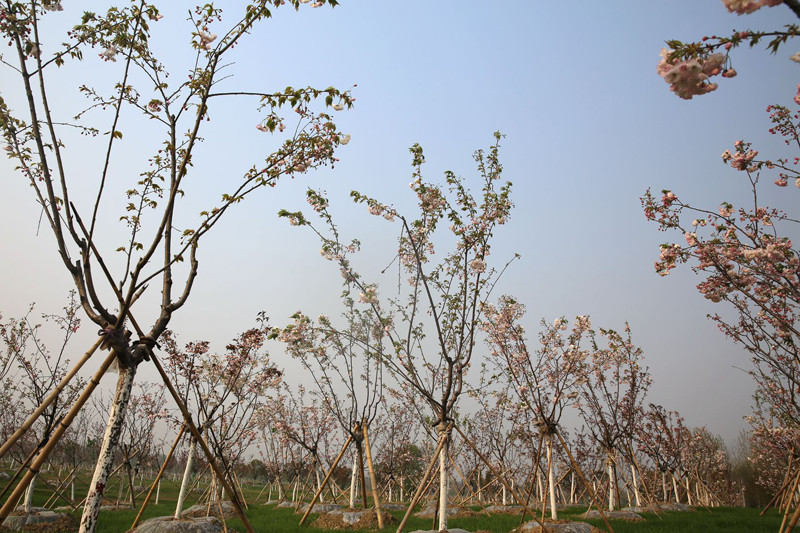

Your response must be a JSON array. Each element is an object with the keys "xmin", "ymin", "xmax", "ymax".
[
  {"xmin": 764, "ymin": 467, "xmax": 797, "ymax": 516},
  {"xmin": 626, "ymin": 444, "xmax": 663, "ymax": 519},
  {"xmin": 233, "ymin": 471, "xmax": 248, "ymax": 510},
  {"xmin": 356, "ymin": 438, "xmax": 368, "ymax": 509},
  {"xmin": 362, "ymin": 421, "xmax": 384, "ymax": 529},
  {"xmin": 554, "ymin": 430, "xmax": 615, "ymax": 533},
  {"xmin": 43, "ymin": 465, "xmax": 79, "ymax": 510},
  {"xmin": 0, "ymin": 350, "xmax": 116, "ymax": 523},
  {"xmin": 130, "ymin": 425, "xmax": 187, "ymax": 530},
  {"xmin": 780, "ymin": 468, "xmax": 800, "ymax": 533},
  {"xmin": 519, "ymin": 430, "xmax": 545, "ymax": 526},
  {"xmin": 148, "ymin": 349, "xmax": 255, "ymax": 533},
  {"xmin": 450, "ymin": 453, "xmax": 489, "ymax": 514},
  {"xmin": 298, "ymin": 434, "xmax": 353, "ymax": 526},
  {"xmin": 453, "ymin": 425, "xmax": 547, "ymax": 532},
  {"xmin": 0, "ymin": 337, "xmax": 103, "ymax": 462},
  {"xmin": 396, "ymin": 426, "xmax": 450, "ymax": 533}
]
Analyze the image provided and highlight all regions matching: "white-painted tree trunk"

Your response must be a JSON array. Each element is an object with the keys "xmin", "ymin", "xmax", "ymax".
[
  {"xmin": 174, "ymin": 438, "xmax": 197, "ymax": 519},
  {"xmin": 502, "ymin": 482, "xmax": 507, "ymax": 506},
  {"xmin": 630, "ymin": 464, "xmax": 641, "ymax": 507},
  {"xmin": 23, "ymin": 472, "xmax": 37, "ymax": 512},
  {"xmin": 79, "ymin": 365, "xmax": 137, "ymax": 533},
  {"xmin": 316, "ymin": 467, "xmax": 324, "ymax": 503},
  {"xmin": 662, "ymin": 471, "xmax": 668, "ymax": 501},
  {"xmin": 537, "ymin": 471, "xmax": 544, "ymax": 502},
  {"xmin": 672, "ymin": 474, "xmax": 680, "ymax": 503},
  {"xmin": 683, "ymin": 476, "xmax": 693, "ymax": 505},
  {"xmin": 437, "ymin": 435, "xmax": 449, "ymax": 533},
  {"xmin": 292, "ymin": 478, "xmax": 298, "ymax": 503},
  {"xmin": 570, "ymin": 472, "xmax": 575, "ymax": 504},
  {"xmin": 349, "ymin": 454, "xmax": 358, "ymax": 508},
  {"xmin": 155, "ymin": 479, "xmax": 161, "ymax": 505},
  {"xmin": 547, "ymin": 437, "xmax": 558, "ymax": 519},
  {"xmin": 400, "ymin": 476, "xmax": 404, "ymax": 502},
  {"xmin": 607, "ymin": 457, "xmax": 616, "ymax": 511}
]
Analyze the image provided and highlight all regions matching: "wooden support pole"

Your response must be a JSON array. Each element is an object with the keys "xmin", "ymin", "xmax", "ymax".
[
  {"xmin": 555, "ymin": 430, "xmax": 614, "ymax": 533},
  {"xmin": 0, "ymin": 350, "xmax": 116, "ymax": 523},
  {"xmin": 148, "ymin": 350, "xmax": 256, "ymax": 533},
  {"xmin": 396, "ymin": 427, "xmax": 450, "ymax": 533},
  {"xmin": 298, "ymin": 434, "xmax": 353, "ymax": 526},
  {"xmin": 131, "ymin": 425, "xmax": 187, "ymax": 530},
  {"xmin": 362, "ymin": 421, "xmax": 384, "ymax": 529},
  {"xmin": 520, "ymin": 431, "xmax": 545, "ymax": 526},
  {"xmin": 453, "ymin": 425, "xmax": 547, "ymax": 532}
]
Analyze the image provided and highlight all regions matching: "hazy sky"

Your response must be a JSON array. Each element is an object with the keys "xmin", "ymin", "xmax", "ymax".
[{"xmin": 1, "ymin": 1, "xmax": 797, "ymax": 446}]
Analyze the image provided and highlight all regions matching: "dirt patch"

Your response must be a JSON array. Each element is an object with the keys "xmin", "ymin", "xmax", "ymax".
[
  {"xmin": 0, "ymin": 513, "xmax": 79, "ymax": 533},
  {"xmin": 311, "ymin": 510, "xmax": 397, "ymax": 530}
]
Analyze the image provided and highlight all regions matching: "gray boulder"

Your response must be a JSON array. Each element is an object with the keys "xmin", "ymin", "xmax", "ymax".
[
  {"xmin": 517, "ymin": 520, "xmax": 594, "ymax": 532},
  {"xmin": 3, "ymin": 508, "xmax": 66, "ymax": 531},
  {"xmin": 131, "ymin": 516, "xmax": 223, "ymax": 533},
  {"xmin": 277, "ymin": 501, "xmax": 298, "ymax": 508},
  {"xmin": 581, "ymin": 509, "xmax": 644, "ymax": 521},
  {"xmin": 298, "ymin": 502, "xmax": 343, "ymax": 513},
  {"xmin": 408, "ymin": 530, "xmax": 472, "ymax": 533}
]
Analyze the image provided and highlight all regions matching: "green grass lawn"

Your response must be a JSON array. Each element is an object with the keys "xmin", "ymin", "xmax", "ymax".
[{"xmin": 0, "ymin": 469, "xmax": 786, "ymax": 533}]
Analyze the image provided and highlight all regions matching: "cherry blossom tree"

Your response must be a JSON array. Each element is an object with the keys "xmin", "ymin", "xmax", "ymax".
[
  {"xmin": 278, "ymin": 296, "xmax": 385, "ymax": 509},
  {"xmin": 279, "ymin": 132, "xmax": 514, "ymax": 531},
  {"xmin": 264, "ymin": 383, "xmax": 340, "ymax": 504},
  {"xmin": 483, "ymin": 303, "xmax": 595, "ymax": 518},
  {"xmin": 371, "ymin": 398, "xmax": 424, "ymax": 503},
  {"xmin": 161, "ymin": 320, "xmax": 281, "ymax": 518},
  {"xmin": 0, "ymin": 2, "xmax": 351, "ymax": 531},
  {"xmin": 648, "ymin": 2, "xmax": 800, "ymax": 523},
  {"xmin": 655, "ymin": 1, "xmax": 797, "ymax": 100},
  {"xmin": 635, "ymin": 404, "xmax": 688, "ymax": 502},
  {"xmin": 642, "ymin": 96, "xmax": 800, "ymax": 506},
  {"xmin": 574, "ymin": 323, "xmax": 651, "ymax": 511},
  {"xmin": 0, "ymin": 293, "xmax": 84, "ymax": 513}
]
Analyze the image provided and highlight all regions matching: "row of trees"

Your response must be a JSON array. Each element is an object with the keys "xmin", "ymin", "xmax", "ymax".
[
  {"xmin": 0, "ymin": 0, "xmax": 797, "ymax": 531},
  {"xmin": 0, "ymin": 295, "xmax": 749, "ymax": 512},
  {"xmin": 645, "ymin": 0, "xmax": 800, "ymax": 528}
]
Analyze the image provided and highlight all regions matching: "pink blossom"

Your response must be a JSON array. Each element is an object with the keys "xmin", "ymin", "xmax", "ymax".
[
  {"xmin": 99, "ymin": 46, "xmax": 118, "ymax": 62},
  {"xmin": 197, "ymin": 31, "xmax": 217, "ymax": 50},
  {"xmin": 470, "ymin": 258, "xmax": 486, "ymax": 273}
]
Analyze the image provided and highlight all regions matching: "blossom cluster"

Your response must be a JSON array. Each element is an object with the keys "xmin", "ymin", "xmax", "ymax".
[
  {"xmin": 722, "ymin": 0, "xmax": 782, "ymax": 15},
  {"xmin": 657, "ymin": 50, "xmax": 730, "ymax": 100}
]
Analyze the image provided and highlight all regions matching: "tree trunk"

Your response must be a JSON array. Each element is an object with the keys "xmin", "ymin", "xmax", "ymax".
[
  {"xmin": 570, "ymin": 472, "xmax": 575, "ymax": 504},
  {"xmin": 437, "ymin": 427, "xmax": 450, "ymax": 532},
  {"xmin": 349, "ymin": 454, "xmax": 358, "ymax": 508},
  {"xmin": 607, "ymin": 456, "xmax": 616, "ymax": 511},
  {"xmin": 23, "ymin": 472, "xmax": 37, "ymax": 512},
  {"xmin": 174, "ymin": 437, "xmax": 197, "ymax": 519},
  {"xmin": 547, "ymin": 437, "xmax": 558, "ymax": 519},
  {"xmin": 79, "ymin": 365, "xmax": 137, "ymax": 533},
  {"xmin": 672, "ymin": 474, "xmax": 680, "ymax": 503},
  {"xmin": 316, "ymin": 466, "xmax": 324, "ymax": 503},
  {"xmin": 630, "ymin": 464, "xmax": 641, "ymax": 507}
]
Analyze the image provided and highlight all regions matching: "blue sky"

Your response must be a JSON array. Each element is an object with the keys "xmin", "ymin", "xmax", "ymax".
[{"xmin": 1, "ymin": 1, "xmax": 798, "ymax": 445}]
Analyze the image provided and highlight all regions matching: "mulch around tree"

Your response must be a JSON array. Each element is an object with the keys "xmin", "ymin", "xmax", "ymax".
[
  {"xmin": 0, "ymin": 512, "xmax": 79, "ymax": 533},
  {"xmin": 513, "ymin": 519, "xmax": 604, "ymax": 533},
  {"xmin": 311, "ymin": 510, "xmax": 397, "ymax": 530}
]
